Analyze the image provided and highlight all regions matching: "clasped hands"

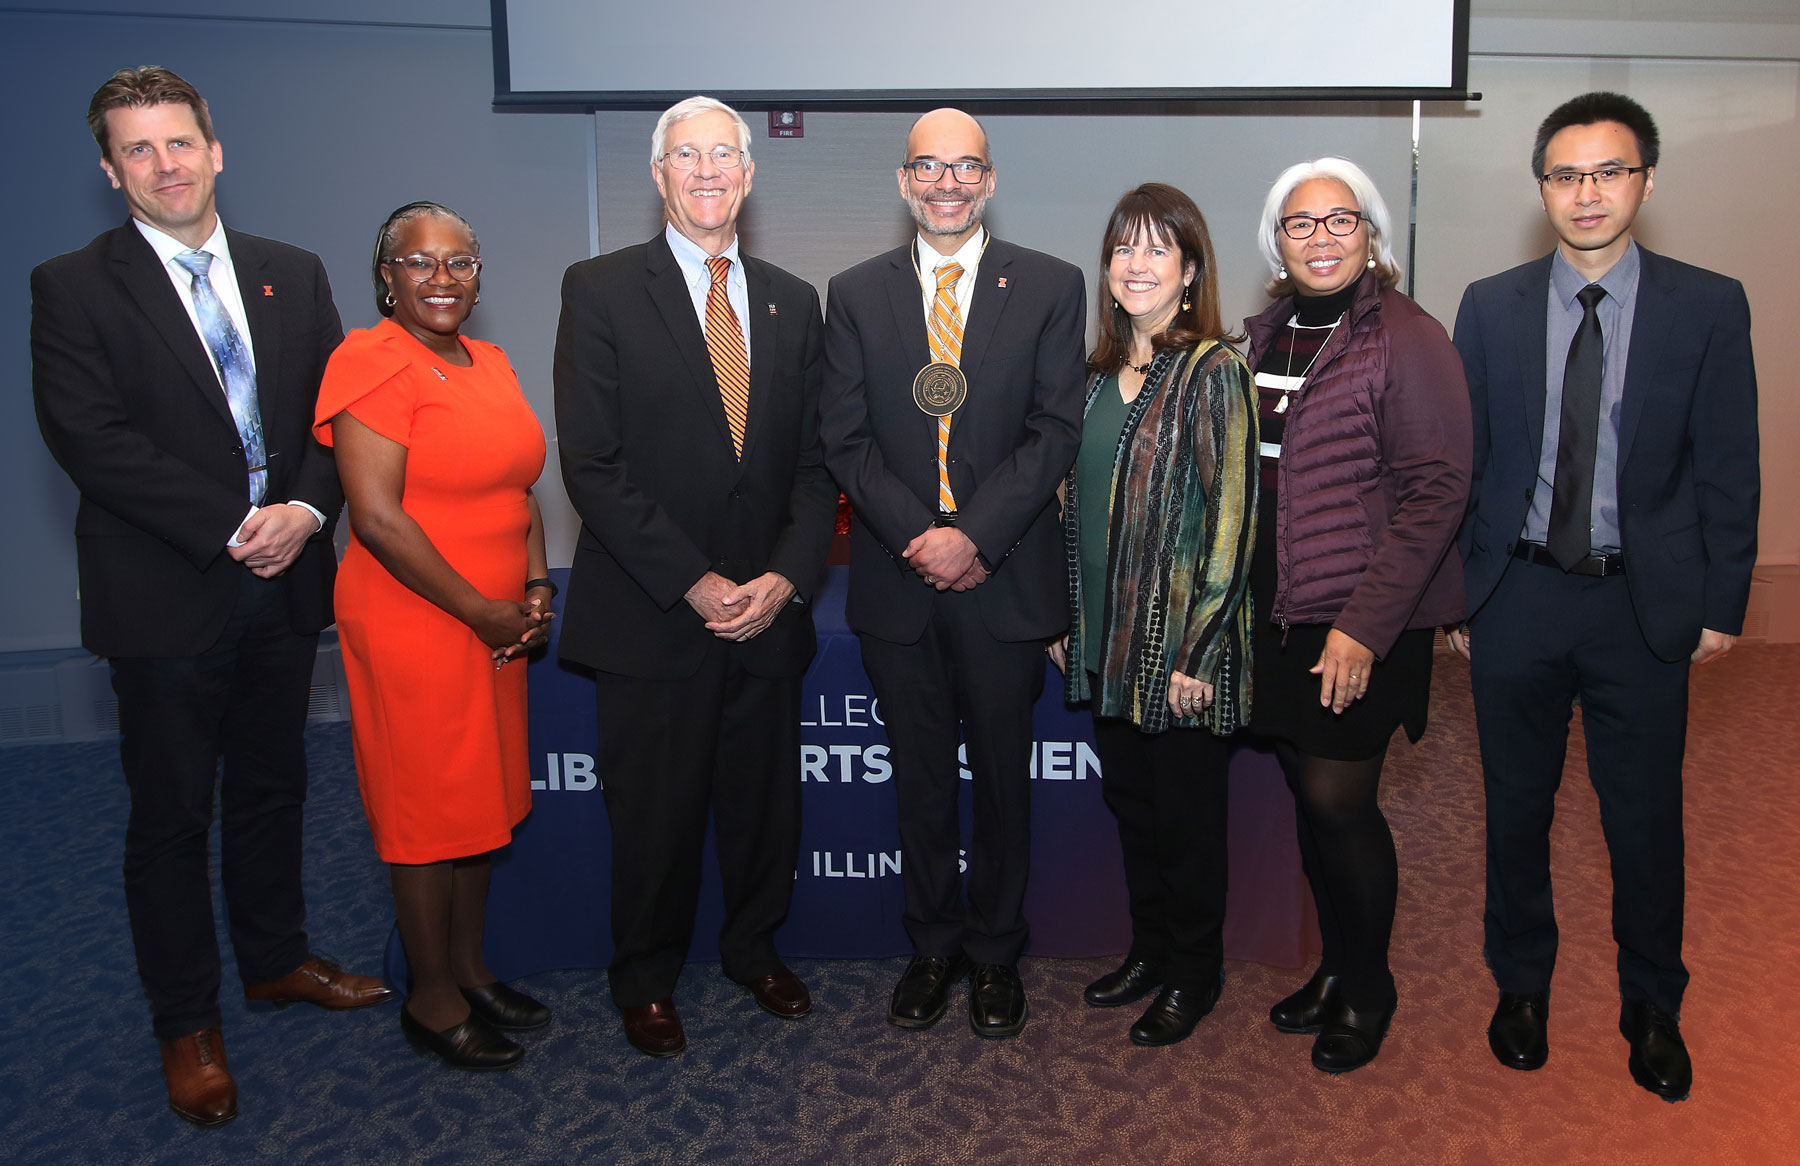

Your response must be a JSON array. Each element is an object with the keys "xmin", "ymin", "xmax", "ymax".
[
  {"xmin": 227, "ymin": 504, "xmax": 318, "ymax": 579},
  {"xmin": 687, "ymin": 570, "xmax": 796, "ymax": 642},
  {"xmin": 903, "ymin": 526, "xmax": 987, "ymax": 591},
  {"xmin": 474, "ymin": 587, "xmax": 555, "ymax": 668}
]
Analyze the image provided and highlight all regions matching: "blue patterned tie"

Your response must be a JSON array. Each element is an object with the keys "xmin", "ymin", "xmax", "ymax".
[{"xmin": 175, "ymin": 250, "xmax": 266, "ymax": 504}]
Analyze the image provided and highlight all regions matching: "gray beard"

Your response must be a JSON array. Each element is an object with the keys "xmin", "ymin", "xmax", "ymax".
[{"xmin": 908, "ymin": 192, "xmax": 986, "ymax": 236}]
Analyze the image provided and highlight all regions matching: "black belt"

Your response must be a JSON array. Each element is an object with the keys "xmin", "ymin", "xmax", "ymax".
[
  {"xmin": 1513, "ymin": 541, "xmax": 1625, "ymax": 577},
  {"xmin": 933, "ymin": 511, "xmax": 958, "ymax": 528}
]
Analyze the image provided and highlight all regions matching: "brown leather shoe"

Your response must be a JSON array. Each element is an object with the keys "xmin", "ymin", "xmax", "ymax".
[
  {"xmin": 244, "ymin": 954, "xmax": 394, "ymax": 1010},
  {"xmin": 746, "ymin": 969, "xmax": 812, "ymax": 1018},
  {"xmin": 622, "ymin": 998, "xmax": 685, "ymax": 1057},
  {"xmin": 159, "ymin": 1029, "xmax": 236, "ymax": 1127}
]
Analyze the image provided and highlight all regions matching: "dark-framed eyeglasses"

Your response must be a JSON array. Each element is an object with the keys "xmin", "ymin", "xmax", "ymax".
[
  {"xmin": 1537, "ymin": 165, "xmax": 1649, "ymax": 191},
  {"xmin": 385, "ymin": 253, "xmax": 481, "ymax": 283},
  {"xmin": 902, "ymin": 159, "xmax": 992, "ymax": 184},
  {"xmin": 659, "ymin": 145, "xmax": 746, "ymax": 170},
  {"xmin": 1280, "ymin": 211, "xmax": 1366, "ymax": 240}
]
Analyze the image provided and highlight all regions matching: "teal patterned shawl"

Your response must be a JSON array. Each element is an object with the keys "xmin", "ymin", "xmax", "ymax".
[{"xmin": 1062, "ymin": 340, "xmax": 1258, "ymax": 734}]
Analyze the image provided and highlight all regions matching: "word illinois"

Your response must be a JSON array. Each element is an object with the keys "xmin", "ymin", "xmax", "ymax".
[{"xmin": 809, "ymin": 849, "xmax": 973, "ymax": 878}]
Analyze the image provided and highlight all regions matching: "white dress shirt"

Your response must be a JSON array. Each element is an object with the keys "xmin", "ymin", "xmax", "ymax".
[
  {"xmin": 913, "ymin": 227, "xmax": 986, "ymax": 331},
  {"xmin": 132, "ymin": 217, "xmax": 324, "ymax": 540}
]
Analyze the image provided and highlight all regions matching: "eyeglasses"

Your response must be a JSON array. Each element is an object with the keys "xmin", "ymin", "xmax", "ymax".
[
  {"xmin": 902, "ymin": 160, "xmax": 992, "ymax": 184},
  {"xmin": 659, "ymin": 145, "xmax": 746, "ymax": 170},
  {"xmin": 1538, "ymin": 165, "xmax": 1650, "ymax": 191},
  {"xmin": 385, "ymin": 253, "xmax": 481, "ymax": 283},
  {"xmin": 1280, "ymin": 211, "xmax": 1366, "ymax": 240}
]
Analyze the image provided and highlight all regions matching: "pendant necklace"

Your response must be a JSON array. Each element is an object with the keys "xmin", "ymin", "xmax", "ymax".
[{"xmin": 1276, "ymin": 313, "xmax": 1342, "ymax": 414}]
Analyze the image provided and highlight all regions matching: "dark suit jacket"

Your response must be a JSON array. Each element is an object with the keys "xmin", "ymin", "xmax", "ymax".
[
  {"xmin": 819, "ymin": 238, "xmax": 1086, "ymax": 644},
  {"xmin": 1453, "ymin": 247, "xmax": 1759, "ymax": 662},
  {"xmin": 553, "ymin": 233, "xmax": 837, "ymax": 681},
  {"xmin": 31, "ymin": 222, "xmax": 344, "ymax": 657}
]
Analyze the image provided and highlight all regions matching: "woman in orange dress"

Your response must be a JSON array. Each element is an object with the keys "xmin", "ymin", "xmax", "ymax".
[{"xmin": 314, "ymin": 202, "xmax": 551, "ymax": 1070}]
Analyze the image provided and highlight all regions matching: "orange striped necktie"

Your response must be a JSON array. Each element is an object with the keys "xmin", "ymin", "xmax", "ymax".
[
  {"xmin": 704, "ymin": 255, "xmax": 750, "ymax": 458},
  {"xmin": 929, "ymin": 261, "xmax": 964, "ymax": 513}
]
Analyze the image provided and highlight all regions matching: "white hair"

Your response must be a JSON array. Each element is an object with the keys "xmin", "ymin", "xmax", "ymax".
[
  {"xmin": 1256, "ymin": 156, "xmax": 1402, "ymax": 286},
  {"xmin": 651, "ymin": 95, "xmax": 752, "ymax": 164}
]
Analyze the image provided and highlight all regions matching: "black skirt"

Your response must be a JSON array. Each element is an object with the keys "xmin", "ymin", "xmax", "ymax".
[{"xmin": 1246, "ymin": 487, "xmax": 1433, "ymax": 761}]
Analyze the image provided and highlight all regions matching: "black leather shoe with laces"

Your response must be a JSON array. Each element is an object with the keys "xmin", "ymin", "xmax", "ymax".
[{"xmin": 1620, "ymin": 999, "xmax": 1692, "ymax": 1102}]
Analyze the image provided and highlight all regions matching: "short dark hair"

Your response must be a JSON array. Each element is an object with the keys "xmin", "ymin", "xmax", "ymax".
[
  {"xmin": 1089, "ymin": 183, "xmax": 1239, "ymax": 375},
  {"xmin": 1531, "ymin": 91, "xmax": 1660, "ymax": 178},
  {"xmin": 87, "ymin": 66, "xmax": 213, "ymax": 157},
  {"xmin": 371, "ymin": 201, "xmax": 480, "ymax": 318}
]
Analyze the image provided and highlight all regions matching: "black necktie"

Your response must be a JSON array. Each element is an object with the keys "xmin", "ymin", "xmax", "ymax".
[{"xmin": 1548, "ymin": 284, "xmax": 1606, "ymax": 570}]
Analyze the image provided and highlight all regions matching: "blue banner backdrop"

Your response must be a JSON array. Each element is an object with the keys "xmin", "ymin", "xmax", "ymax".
[{"xmin": 385, "ymin": 568, "xmax": 1314, "ymax": 985}]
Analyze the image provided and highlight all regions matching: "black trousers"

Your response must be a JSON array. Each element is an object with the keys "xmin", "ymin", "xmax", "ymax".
[
  {"xmin": 858, "ymin": 590, "xmax": 1046, "ymax": 966},
  {"xmin": 109, "ymin": 571, "xmax": 316, "ymax": 1042},
  {"xmin": 1470, "ymin": 558, "xmax": 1691, "ymax": 1013},
  {"xmin": 592, "ymin": 644, "xmax": 801, "ymax": 1008},
  {"xmin": 1090, "ymin": 711, "xmax": 1231, "ymax": 992}
]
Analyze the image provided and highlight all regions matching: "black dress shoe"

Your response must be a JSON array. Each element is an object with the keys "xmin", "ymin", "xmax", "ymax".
[
  {"xmin": 969, "ymin": 963, "xmax": 1028, "ymax": 1039},
  {"xmin": 400, "ymin": 1004, "xmax": 524, "ymax": 1070},
  {"xmin": 1269, "ymin": 969, "xmax": 1340, "ymax": 1034},
  {"xmin": 1488, "ymin": 991, "xmax": 1550, "ymax": 1071},
  {"xmin": 1312, "ymin": 1001, "xmax": 1394, "ymax": 1074},
  {"xmin": 888, "ymin": 954, "xmax": 971, "ymax": 1029},
  {"xmin": 1084, "ymin": 958, "xmax": 1162, "ymax": 1008},
  {"xmin": 1129, "ymin": 986, "xmax": 1218, "ymax": 1047},
  {"xmin": 461, "ymin": 981, "xmax": 551, "ymax": 1030},
  {"xmin": 1620, "ymin": 1000, "xmax": 1692, "ymax": 1102}
]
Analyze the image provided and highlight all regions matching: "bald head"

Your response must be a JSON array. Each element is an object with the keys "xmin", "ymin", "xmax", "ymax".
[
  {"xmin": 899, "ymin": 107, "xmax": 996, "ymax": 254},
  {"xmin": 904, "ymin": 107, "xmax": 990, "ymax": 166}
]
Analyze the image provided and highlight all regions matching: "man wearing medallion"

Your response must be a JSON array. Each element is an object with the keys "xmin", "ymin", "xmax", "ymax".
[
  {"xmin": 819, "ymin": 108, "xmax": 1086, "ymax": 1038},
  {"xmin": 554, "ymin": 96, "xmax": 836, "ymax": 1057}
]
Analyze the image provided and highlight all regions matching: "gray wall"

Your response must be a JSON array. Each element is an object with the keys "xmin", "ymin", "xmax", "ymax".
[
  {"xmin": 2, "ymin": 4, "xmax": 588, "ymax": 652},
  {"xmin": 4, "ymin": 2, "xmax": 1795, "ymax": 655}
]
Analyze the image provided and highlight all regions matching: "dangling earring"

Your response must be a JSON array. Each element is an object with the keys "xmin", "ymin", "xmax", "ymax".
[
  {"xmin": 1277, "ymin": 267, "xmax": 1288, "ymax": 281},
  {"xmin": 383, "ymin": 292, "xmax": 395, "ymax": 307},
  {"xmin": 1180, "ymin": 285, "xmax": 1191, "ymax": 312},
  {"xmin": 1112, "ymin": 299, "xmax": 1121, "ymax": 311},
  {"xmin": 1366, "ymin": 255, "xmax": 1377, "ymax": 270}
]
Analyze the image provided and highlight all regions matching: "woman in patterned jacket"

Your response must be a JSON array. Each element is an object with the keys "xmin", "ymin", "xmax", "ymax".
[{"xmin": 1052, "ymin": 183, "xmax": 1257, "ymax": 1047}]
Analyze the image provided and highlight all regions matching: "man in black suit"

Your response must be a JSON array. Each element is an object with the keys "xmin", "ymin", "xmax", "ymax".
[
  {"xmin": 820, "ymin": 108, "xmax": 1086, "ymax": 1039},
  {"xmin": 554, "ymin": 96, "xmax": 836, "ymax": 1058},
  {"xmin": 30, "ymin": 67, "xmax": 390, "ymax": 1128},
  {"xmin": 1449, "ymin": 91, "xmax": 1759, "ymax": 1102}
]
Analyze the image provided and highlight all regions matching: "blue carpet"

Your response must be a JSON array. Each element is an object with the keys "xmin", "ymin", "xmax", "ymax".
[
  {"xmin": 0, "ymin": 724, "xmax": 1145, "ymax": 1164},
  {"xmin": 11, "ymin": 645, "xmax": 1793, "ymax": 1164}
]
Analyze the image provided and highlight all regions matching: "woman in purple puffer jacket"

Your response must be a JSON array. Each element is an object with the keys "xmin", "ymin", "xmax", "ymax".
[{"xmin": 1243, "ymin": 157, "xmax": 1471, "ymax": 1075}]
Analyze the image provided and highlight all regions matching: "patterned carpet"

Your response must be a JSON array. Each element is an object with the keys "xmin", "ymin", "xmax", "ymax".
[{"xmin": 1, "ymin": 646, "xmax": 1795, "ymax": 1164}]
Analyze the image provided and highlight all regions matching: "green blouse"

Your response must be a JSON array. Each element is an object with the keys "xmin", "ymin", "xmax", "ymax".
[{"xmin": 1076, "ymin": 374, "xmax": 1134, "ymax": 675}]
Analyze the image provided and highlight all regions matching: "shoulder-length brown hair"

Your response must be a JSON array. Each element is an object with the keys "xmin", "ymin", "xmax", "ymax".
[{"xmin": 1089, "ymin": 183, "xmax": 1239, "ymax": 375}]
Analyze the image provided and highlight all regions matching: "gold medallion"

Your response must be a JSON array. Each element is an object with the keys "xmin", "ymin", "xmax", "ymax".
[{"xmin": 912, "ymin": 362, "xmax": 967, "ymax": 417}]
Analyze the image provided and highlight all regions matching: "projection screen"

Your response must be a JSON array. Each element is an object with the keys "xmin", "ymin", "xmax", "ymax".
[{"xmin": 493, "ymin": 0, "xmax": 1472, "ymax": 108}]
